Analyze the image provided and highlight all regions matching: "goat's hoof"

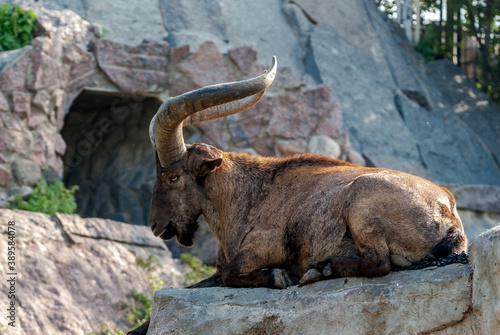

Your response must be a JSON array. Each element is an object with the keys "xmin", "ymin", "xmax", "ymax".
[
  {"xmin": 272, "ymin": 268, "xmax": 293, "ymax": 289},
  {"xmin": 322, "ymin": 263, "xmax": 333, "ymax": 277},
  {"xmin": 299, "ymin": 268, "xmax": 322, "ymax": 285}
]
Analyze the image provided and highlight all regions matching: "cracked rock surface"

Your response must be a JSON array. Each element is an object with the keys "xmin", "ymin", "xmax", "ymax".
[{"xmin": 0, "ymin": 209, "xmax": 186, "ymax": 334}]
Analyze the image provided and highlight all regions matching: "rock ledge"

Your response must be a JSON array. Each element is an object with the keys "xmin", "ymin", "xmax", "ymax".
[{"xmin": 148, "ymin": 225, "xmax": 500, "ymax": 335}]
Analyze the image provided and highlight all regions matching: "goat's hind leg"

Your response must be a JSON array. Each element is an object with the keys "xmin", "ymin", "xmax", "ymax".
[{"xmin": 300, "ymin": 246, "xmax": 391, "ymax": 285}]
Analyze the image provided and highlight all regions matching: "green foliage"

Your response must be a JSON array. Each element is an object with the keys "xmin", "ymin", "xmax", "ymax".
[
  {"xmin": 126, "ymin": 289, "xmax": 153, "ymax": 327},
  {"xmin": 126, "ymin": 254, "xmax": 166, "ymax": 328},
  {"xmin": 0, "ymin": 4, "xmax": 36, "ymax": 51},
  {"xmin": 136, "ymin": 254, "xmax": 161, "ymax": 273},
  {"xmin": 8, "ymin": 178, "xmax": 79, "ymax": 215},
  {"xmin": 415, "ymin": 24, "xmax": 442, "ymax": 62},
  {"xmin": 180, "ymin": 253, "xmax": 216, "ymax": 286}
]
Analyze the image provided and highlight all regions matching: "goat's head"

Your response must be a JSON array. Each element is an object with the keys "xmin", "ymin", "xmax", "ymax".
[{"xmin": 149, "ymin": 57, "xmax": 277, "ymax": 245}]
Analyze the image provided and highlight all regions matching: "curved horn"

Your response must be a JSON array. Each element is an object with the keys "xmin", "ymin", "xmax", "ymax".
[{"xmin": 150, "ymin": 56, "xmax": 277, "ymax": 167}]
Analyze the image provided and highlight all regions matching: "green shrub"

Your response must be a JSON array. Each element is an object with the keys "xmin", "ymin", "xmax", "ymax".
[
  {"xmin": 126, "ymin": 255, "xmax": 165, "ymax": 328},
  {"xmin": 126, "ymin": 289, "xmax": 153, "ymax": 327},
  {"xmin": 0, "ymin": 4, "xmax": 36, "ymax": 51},
  {"xmin": 136, "ymin": 254, "xmax": 161, "ymax": 273},
  {"xmin": 180, "ymin": 253, "xmax": 216, "ymax": 286},
  {"xmin": 8, "ymin": 178, "xmax": 79, "ymax": 215},
  {"xmin": 414, "ymin": 25, "xmax": 444, "ymax": 62}
]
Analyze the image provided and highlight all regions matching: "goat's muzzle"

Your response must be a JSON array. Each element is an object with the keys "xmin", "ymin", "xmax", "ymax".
[{"xmin": 150, "ymin": 219, "xmax": 177, "ymax": 240}]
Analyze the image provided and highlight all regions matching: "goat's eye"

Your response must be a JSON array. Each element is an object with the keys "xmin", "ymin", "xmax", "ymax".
[{"xmin": 170, "ymin": 176, "xmax": 179, "ymax": 182}]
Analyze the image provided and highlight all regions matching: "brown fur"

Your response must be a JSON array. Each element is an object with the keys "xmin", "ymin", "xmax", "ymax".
[{"xmin": 149, "ymin": 143, "xmax": 468, "ymax": 288}]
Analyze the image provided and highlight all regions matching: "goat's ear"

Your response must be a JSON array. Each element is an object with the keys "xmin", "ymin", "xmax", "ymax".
[
  {"xmin": 198, "ymin": 157, "xmax": 223, "ymax": 177},
  {"xmin": 155, "ymin": 152, "xmax": 161, "ymax": 174}
]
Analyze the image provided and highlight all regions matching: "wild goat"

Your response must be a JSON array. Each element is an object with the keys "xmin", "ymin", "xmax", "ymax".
[
  {"xmin": 149, "ymin": 56, "xmax": 467, "ymax": 288},
  {"xmin": 128, "ymin": 56, "xmax": 468, "ymax": 335}
]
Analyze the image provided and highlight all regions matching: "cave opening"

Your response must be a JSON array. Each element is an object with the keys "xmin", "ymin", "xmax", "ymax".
[
  {"xmin": 61, "ymin": 89, "xmax": 215, "ymax": 263},
  {"xmin": 61, "ymin": 90, "xmax": 161, "ymax": 226}
]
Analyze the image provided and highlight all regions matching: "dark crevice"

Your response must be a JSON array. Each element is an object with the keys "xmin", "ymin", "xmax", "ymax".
[
  {"xmin": 51, "ymin": 214, "xmax": 76, "ymax": 247},
  {"xmin": 402, "ymin": 89, "xmax": 431, "ymax": 111},
  {"xmin": 290, "ymin": 1, "xmax": 318, "ymax": 25},
  {"xmin": 416, "ymin": 143, "xmax": 429, "ymax": 170},
  {"xmin": 67, "ymin": 232, "xmax": 166, "ymax": 250}
]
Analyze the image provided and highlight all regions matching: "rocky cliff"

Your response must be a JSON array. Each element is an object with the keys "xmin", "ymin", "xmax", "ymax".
[{"xmin": 0, "ymin": 1, "xmax": 498, "ymax": 261}]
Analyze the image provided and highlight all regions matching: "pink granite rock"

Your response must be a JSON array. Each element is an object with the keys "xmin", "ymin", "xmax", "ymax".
[
  {"xmin": 268, "ymin": 85, "xmax": 333, "ymax": 138},
  {"xmin": 276, "ymin": 140, "xmax": 307, "ymax": 156},
  {"xmin": 0, "ymin": 91, "xmax": 9, "ymax": 112},
  {"xmin": 0, "ymin": 165, "xmax": 10, "ymax": 187},
  {"xmin": 227, "ymin": 98, "xmax": 269, "ymax": 143},
  {"xmin": 0, "ymin": 112, "xmax": 23, "ymax": 131},
  {"xmin": 12, "ymin": 91, "xmax": 31, "ymax": 119},
  {"xmin": 62, "ymin": 43, "xmax": 97, "ymax": 89},
  {"xmin": 93, "ymin": 39, "xmax": 169, "ymax": 93},
  {"xmin": 0, "ymin": 50, "xmax": 29, "ymax": 92},
  {"xmin": 32, "ymin": 89, "xmax": 52, "ymax": 115},
  {"xmin": 169, "ymin": 45, "xmax": 190, "ymax": 65},
  {"xmin": 177, "ymin": 41, "xmax": 234, "ymax": 87},
  {"xmin": 316, "ymin": 102, "xmax": 342, "ymax": 139},
  {"xmin": 28, "ymin": 37, "xmax": 70, "ymax": 90},
  {"xmin": 228, "ymin": 46, "xmax": 257, "ymax": 74}
]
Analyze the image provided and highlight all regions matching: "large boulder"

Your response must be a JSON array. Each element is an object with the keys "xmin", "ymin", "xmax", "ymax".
[
  {"xmin": 147, "ymin": 225, "xmax": 500, "ymax": 335},
  {"xmin": 469, "ymin": 225, "xmax": 500, "ymax": 334},
  {"xmin": 149, "ymin": 265, "xmax": 473, "ymax": 334},
  {"xmin": 0, "ymin": 209, "xmax": 187, "ymax": 334}
]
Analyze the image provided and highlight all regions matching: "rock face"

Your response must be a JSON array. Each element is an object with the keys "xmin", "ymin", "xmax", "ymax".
[
  {"xmin": 1, "ymin": 1, "xmax": 499, "ymax": 260},
  {"xmin": 147, "ymin": 225, "xmax": 500, "ymax": 335},
  {"xmin": 13, "ymin": 0, "xmax": 500, "ymax": 186},
  {"xmin": 0, "ymin": 209, "xmax": 187, "ymax": 334}
]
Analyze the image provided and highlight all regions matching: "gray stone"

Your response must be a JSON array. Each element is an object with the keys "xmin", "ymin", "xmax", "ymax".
[
  {"xmin": 11, "ymin": 158, "xmax": 42, "ymax": 186},
  {"xmin": 83, "ymin": 0, "xmax": 166, "ymax": 46},
  {"xmin": 55, "ymin": 212, "xmax": 166, "ymax": 249},
  {"xmin": 426, "ymin": 59, "xmax": 500, "ymax": 168},
  {"xmin": 396, "ymin": 91, "xmax": 500, "ymax": 185},
  {"xmin": 282, "ymin": 3, "xmax": 314, "ymax": 36},
  {"xmin": 149, "ymin": 264, "xmax": 473, "ymax": 335},
  {"xmin": 7, "ymin": 185, "xmax": 33, "ymax": 201},
  {"xmin": 307, "ymin": 135, "xmax": 341, "ymax": 159},
  {"xmin": 470, "ymin": 225, "xmax": 500, "ymax": 335},
  {"xmin": 276, "ymin": 140, "xmax": 306, "ymax": 157},
  {"xmin": 160, "ymin": 0, "xmax": 305, "ymax": 74},
  {"xmin": 347, "ymin": 150, "xmax": 366, "ymax": 167},
  {"xmin": 448, "ymin": 184, "xmax": 500, "ymax": 213},
  {"xmin": 307, "ymin": 23, "xmax": 422, "ymax": 169},
  {"xmin": 458, "ymin": 209, "xmax": 500, "ymax": 242}
]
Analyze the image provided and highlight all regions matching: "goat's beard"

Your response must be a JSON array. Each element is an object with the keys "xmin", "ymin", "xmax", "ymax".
[{"xmin": 175, "ymin": 218, "xmax": 199, "ymax": 247}]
